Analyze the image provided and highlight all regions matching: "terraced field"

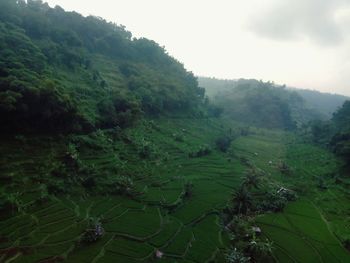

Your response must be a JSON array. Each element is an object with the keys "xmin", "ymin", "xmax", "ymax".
[
  {"xmin": 232, "ymin": 132, "xmax": 350, "ymax": 262},
  {"xmin": 0, "ymin": 119, "xmax": 243, "ymax": 262},
  {"xmin": 1, "ymin": 119, "xmax": 349, "ymax": 262}
]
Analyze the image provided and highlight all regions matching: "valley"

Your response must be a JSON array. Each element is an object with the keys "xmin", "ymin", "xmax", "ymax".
[{"xmin": 1, "ymin": 118, "xmax": 349, "ymax": 262}]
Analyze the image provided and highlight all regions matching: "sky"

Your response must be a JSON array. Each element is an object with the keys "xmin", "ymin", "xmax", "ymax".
[{"xmin": 45, "ymin": 0, "xmax": 350, "ymax": 96}]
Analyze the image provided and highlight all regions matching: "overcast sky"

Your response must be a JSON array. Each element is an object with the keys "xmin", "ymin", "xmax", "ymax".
[{"xmin": 45, "ymin": 0, "xmax": 350, "ymax": 96}]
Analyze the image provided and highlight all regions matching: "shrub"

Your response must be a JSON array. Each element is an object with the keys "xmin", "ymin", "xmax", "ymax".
[
  {"xmin": 257, "ymin": 188, "xmax": 297, "ymax": 212},
  {"xmin": 63, "ymin": 143, "xmax": 80, "ymax": 169},
  {"xmin": 136, "ymin": 138, "xmax": 158, "ymax": 159},
  {"xmin": 278, "ymin": 188, "xmax": 298, "ymax": 201},
  {"xmin": 226, "ymin": 248, "xmax": 250, "ymax": 263},
  {"xmin": 247, "ymin": 238, "xmax": 274, "ymax": 259},
  {"xmin": 258, "ymin": 193, "xmax": 286, "ymax": 212},
  {"xmin": 278, "ymin": 161, "xmax": 292, "ymax": 175},
  {"xmin": 0, "ymin": 77, "xmax": 85, "ymax": 133},
  {"xmin": 216, "ymin": 135, "xmax": 233, "ymax": 152},
  {"xmin": 110, "ymin": 176, "xmax": 137, "ymax": 197},
  {"xmin": 173, "ymin": 133, "xmax": 185, "ymax": 142},
  {"xmin": 98, "ymin": 94, "xmax": 141, "ymax": 129},
  {"xmin": 189, "ymin": 145, "xmax": 212, "ymax": 158},
  {"xmin": 81, "ymin": 219, "xmax": 104, "ymax": 244}
]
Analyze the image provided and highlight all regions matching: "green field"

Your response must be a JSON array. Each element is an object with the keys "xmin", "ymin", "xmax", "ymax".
[
  {"xmin": 232, "ymin": 132, "xmax": 350, "ymax": 262},
  {"xmin": 1, "ymin": 119, "xmax": 350, "ymax": 262},
  {"xmin": 0, "ymin": 118, "xmax": 241, "ymax": 262}
]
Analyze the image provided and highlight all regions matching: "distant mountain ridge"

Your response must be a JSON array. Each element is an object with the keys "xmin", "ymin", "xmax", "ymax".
[
  {"xmin": 198, "ymin": 77, "xmax": 349, "ymax": 130},
  {"xmin": 199, "ymin": 77, "xmax": 349, "ymax": 121},
  {"xmin": 290, "ymin": 88, "xmax": 349, "ymax": 118}
]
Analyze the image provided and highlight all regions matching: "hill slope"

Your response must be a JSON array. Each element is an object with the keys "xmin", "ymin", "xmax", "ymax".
[
  {"xmin": 293, "ymin": 88, "xmax": 349, "ymax": 118},
  {"xmin": 199, "ymin": 77, "xmax": 324, "ymax": 129},
  {"xmin": 0, "ymin": 0, "xmax": 205, "ymax": 133},
  {"xmin": 199, "ymin": 77, "xmax": 349, "ymax": 123}
]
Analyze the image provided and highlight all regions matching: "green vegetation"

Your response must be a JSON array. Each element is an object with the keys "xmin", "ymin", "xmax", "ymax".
[
  {"xmin": 0, "ymin": 1, "xmax": 350, "ymax": 263},
  {"xmin": 308, "ymin": 100, "xmax": 350, "ymax": 170},
  {"xmin": 0, "ymin": 0, "xmax": 206, "ymax": 133},
  {"xmin": 199, "ymin": 77, "xmax": 336, "ymax": 129},
  {"xmin": 231, "ymin": 131, "xmax": 350, "ymax": 262},
  {"xmin": 294, "ymin": 88, "xmax": 349, "ymax": 118}
]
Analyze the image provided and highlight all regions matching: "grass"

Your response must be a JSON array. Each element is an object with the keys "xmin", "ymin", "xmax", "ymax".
[
  {"xmin": 106, "ymin": 237, "xmax": 154, "ymax": 259},
  {"xmin": 149, "ymin": 217, "xmax": 182, "ymax": 247}
]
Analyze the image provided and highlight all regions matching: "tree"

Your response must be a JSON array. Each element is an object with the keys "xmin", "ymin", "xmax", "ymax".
[
  {"xmin": 242, "ymin": 169, "xmax": 263, "ymax": 189},
  {"xmin": 232, "ymin": 186, "xmax": 253, "ymax": 215}
]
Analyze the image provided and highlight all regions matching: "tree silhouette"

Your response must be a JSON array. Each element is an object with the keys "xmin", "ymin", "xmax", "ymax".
[
  {"xmin": 232, "ymin": 186, "xmax": 253, "ymax": 215},
  {"xmin": 242, "ymin": 169, "xmax": 262, "ymax": 190}
]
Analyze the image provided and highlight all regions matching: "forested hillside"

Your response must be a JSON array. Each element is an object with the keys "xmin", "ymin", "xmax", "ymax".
[
  {"xmin": 0, "ymin": 0, "xmax": 206, "ymax": 133},
  {"xmin": 310, "ymin": 101, "xmax": 350, "ymax": 169},
  {"xmin": 199, "ymin": 77, "xmax": 323, "ymax": 130},
  {"xmin": 293, "ymin": 89, "xmax": 349, "ymax": 118},
  {"xmin": 199, "ymin": 77, "xmax": 349, "ymax": 120}
]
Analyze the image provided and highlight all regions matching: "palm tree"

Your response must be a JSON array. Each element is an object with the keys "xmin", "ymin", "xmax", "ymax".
[
  {"xmin": 242, "ymin": 169, "xmax": 262, "ymax": 190},
  {"xmin": 232, "ymin": 186, "xmax": 253, "ymax": 214}
]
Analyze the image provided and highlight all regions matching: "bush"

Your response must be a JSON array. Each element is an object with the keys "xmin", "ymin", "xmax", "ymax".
[
  {"xmin": 278, "ymin": 161, "xmax": 292, "ymax": 175},
  {"xmin": 135, "ymin": 138, "xmax": 158, "ymax": 159},
  {"xmin": 216, "ymin": 135, "xmax": 233, "ymax": 152},
  {"xmin": 98, "ymin": 93, "xmax": 141, "ymax": 129},
  {"xmin": 257, "ymin": 188, "xmax": 297, "ymax": 212},
  {"xmin": 110, "ymin": 176, "xmax": 137, "ymax": 197},
  {"xmin": 226, "ymin": 248, "xmax": 250, "ymax": 263},
  {"xmin": 63, "ymin": 143, "xmax": 80, "ymax": 169},
  {"xmin": 247, "ymin": 238, "xmax": 274, "ymax": 259},
  {"xmin": 189, "ymin": 145, "xmax": 212, "ymax": 158},
  {"xmin": 279, "ymin": 188, "xmax": 298, "ymax": 201},
  {"xmin": 81, "ymin": 219, "xmax": 104, "ymax": 244},
  {"xmin": 0, "ymin": 78, "xmax": 85, "ymax": 133},
  {"xmin": 225, "ymin": 215, "xmax": 274, "ymax": 262}
]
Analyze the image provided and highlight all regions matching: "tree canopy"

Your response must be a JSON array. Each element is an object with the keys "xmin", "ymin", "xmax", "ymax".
[{"xmin": 0, "ymin": 0, "xmax": 206, "ymax": 133}]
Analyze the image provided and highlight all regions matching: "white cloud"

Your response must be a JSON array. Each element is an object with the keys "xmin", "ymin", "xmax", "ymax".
[{"xmin": 249, "ymin": 0, "xmax": 349, "ymax": 47}]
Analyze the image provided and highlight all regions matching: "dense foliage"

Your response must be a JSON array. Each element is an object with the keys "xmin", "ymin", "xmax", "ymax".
[
  {"xmin": 0, "ymin": 0, "xmax": 205, "ymax": 133},
  {"xmin": 294, "ymin": 88, "xmax": 349, "ymax": 118},
  {"xmin": 199, "ymin": 78, "xmax": 325, "ymax": 130},
  {"xmin": 309, "ymin": 100, "xmax": 350, "ymax": 167},
  {"xmin": 329, "ymin": 101, "xmax": 350, "ymax": 164},
  {"xmin": 199, "ymin": 77, "xmax": 348, "ymax": 122}
]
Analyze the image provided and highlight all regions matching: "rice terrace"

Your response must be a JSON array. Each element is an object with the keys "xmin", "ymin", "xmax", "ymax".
[{"xmin": 1, "ymin": 0, "xmax": 350, "ymax": 262}]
